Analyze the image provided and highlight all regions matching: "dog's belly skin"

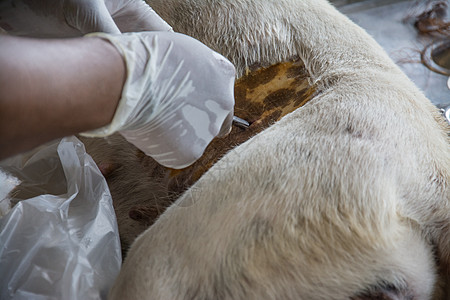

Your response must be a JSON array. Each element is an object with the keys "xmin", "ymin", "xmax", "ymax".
[{"xmin": 105, "ymin": 0, "xmax": 449, "ymax": 299}]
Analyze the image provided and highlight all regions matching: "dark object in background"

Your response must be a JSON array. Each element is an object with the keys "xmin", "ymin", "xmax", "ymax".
[
  {"xmin": 413, "ymin": 0, "xmax": 449, "ymax": 36},
  {"xmin": 422, "ymin": 39, "xmax": 450, "ymax": 75},
  {"xmin": 407, "ymin": 1, "xmax": 450, "ymax": 83}
]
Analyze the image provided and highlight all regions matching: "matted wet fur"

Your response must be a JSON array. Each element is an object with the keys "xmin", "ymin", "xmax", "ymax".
[{"xmin": 89, "ymin": 0, "xmax": 449, "ymax": 299}]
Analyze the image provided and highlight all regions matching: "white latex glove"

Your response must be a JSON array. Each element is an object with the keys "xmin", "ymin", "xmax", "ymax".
[
  {"xmin": 81, "ymin": 31, "xmax": 236, "ymax": 169},
  {"xmin": 0, "ymin": 0, "xmax": 171, "ymax": 38}
]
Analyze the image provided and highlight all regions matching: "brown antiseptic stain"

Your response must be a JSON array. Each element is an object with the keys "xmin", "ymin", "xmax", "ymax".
[{"xmin": 165, "ymin": 59, "xmax": 316, "ymax": 197}]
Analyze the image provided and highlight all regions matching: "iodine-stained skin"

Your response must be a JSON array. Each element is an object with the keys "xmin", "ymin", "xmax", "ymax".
[
  {"xmin": 81, "ymin": 60, "xmax": 316, "ymax": 254},
  {"xmin": 167, "ymin": 60, "xmax": 316, "ymax": 197}
]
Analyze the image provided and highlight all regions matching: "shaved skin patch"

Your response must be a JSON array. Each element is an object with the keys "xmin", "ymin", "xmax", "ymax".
[{"xmin": 166, "ymin": 59, "xmax": 316, "ymax": 195}]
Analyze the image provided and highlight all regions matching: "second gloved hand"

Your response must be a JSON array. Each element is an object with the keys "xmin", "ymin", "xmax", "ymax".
[
  {"xmin": 81, "ymin": 31, "xmax": 235, "ymax": 169},
  {"xmin": 0, "ymin": 0, "xmax": 171, "ymax": 37}
]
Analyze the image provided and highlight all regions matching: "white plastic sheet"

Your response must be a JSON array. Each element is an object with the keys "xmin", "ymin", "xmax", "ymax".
[{"xmin": 0, "ymin": 136, "xmax": 122, "ymax": 300}]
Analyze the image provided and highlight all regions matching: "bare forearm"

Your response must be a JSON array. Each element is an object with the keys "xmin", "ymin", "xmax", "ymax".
[{"xmin": 0, "ymin": 35, "xmax": 125, "ymax": 160}]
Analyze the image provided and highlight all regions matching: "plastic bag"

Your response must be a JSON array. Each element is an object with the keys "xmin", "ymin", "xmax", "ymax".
[{"xmin": 0, "ymin": 136, "xmax": 122, "ymax": 300}]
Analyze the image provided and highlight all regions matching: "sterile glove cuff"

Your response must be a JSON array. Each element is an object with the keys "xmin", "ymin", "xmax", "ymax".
[{"xmin": 80, "ymin": 32, "xmax": 141, "ymax": 138}]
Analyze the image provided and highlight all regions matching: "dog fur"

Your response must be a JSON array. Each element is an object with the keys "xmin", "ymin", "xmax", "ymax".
[{"xmin": 106, "ymin": 0, "xmax": 450, "ymax": 299}]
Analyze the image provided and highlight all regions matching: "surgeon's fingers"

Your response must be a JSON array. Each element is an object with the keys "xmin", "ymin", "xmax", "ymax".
[
  {"xmin": 109, "ymin": 0, "xmax": 172, "ymax": 32},
  {"xmin": 64, "ymin": 0, "xmax": 121, "ymax": 34}
]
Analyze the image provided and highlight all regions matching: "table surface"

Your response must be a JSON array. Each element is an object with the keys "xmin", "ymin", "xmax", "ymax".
[{"xmin": 332, "ymin": 0, "xmax": 450, "ymax": 108}]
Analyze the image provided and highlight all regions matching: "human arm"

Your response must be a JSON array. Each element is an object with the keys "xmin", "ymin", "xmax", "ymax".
[
  {"xmin": 0, "ymin": 35, "xmax": 126, "ymax": 160},
  {"xmin": 0, "ymin": 31, "xmax": 235, "ymax": 168},
  {"xmin": 0, "ymin": 0, "xmax": 235, "ymax": 168}
]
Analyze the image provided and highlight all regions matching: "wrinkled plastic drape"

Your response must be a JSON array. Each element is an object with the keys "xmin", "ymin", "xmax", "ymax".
[{"xmin": 0, "ymin": 136, "xmax": 122, "ymax": 300}]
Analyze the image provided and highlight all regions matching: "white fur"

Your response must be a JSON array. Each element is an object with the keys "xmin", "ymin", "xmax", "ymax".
[
  {"xmin": 0, "ymin": 170, "xmax": 19, "ymax": 217},
  {"xmin": 108, "ymin": 0, "xmax": 450, "ymax": 299}
]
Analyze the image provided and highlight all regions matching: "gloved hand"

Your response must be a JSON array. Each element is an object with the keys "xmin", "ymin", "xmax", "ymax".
[
  {"xmin": 0, "ymin": 0, "xmax": 171, "ymax": 38},
  {"xmin": 81, "ymin": 31, "xmax": 236, "ymax": 169}
]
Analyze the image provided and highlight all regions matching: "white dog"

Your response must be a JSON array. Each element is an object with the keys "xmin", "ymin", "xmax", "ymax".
[{"xmin": 105, "ymin": 0, "xmax": 450, "ymax": 299}]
